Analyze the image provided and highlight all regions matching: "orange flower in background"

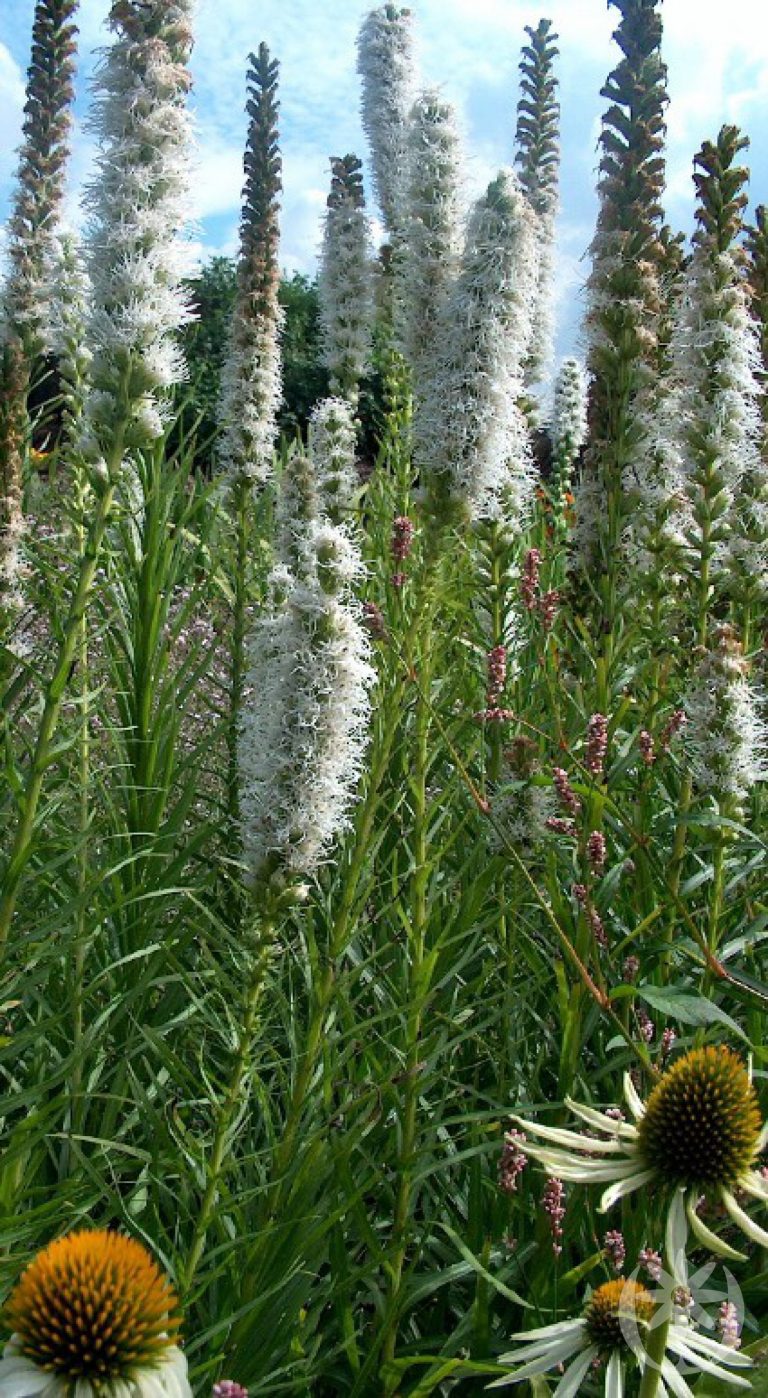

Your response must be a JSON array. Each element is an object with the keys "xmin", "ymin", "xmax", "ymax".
[{"xmin": 0, "ymin": 1229, "xmax": 191, "ymax": 1398}]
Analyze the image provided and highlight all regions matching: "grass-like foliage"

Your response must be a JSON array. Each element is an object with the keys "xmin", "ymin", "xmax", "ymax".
[{"xmin": 0, "ymin": 2, "xmax": 766, "ymax": 1396}]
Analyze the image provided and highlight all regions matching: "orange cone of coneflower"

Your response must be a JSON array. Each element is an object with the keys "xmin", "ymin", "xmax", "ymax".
[{"xmin": 0, "ymin": 1229, "xmax": 191, "ymax": 1398}]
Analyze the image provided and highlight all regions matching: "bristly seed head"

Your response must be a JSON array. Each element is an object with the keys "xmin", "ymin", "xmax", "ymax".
[
  {"xmin": 4, "ymin": 1229, "xmax": 181, "ymax": 1381},
  {"xmin": 637, "ymin": 1046, "xmax": 762, "ymax": 1190},
  {"xmin": 584, "ymin": 1279, "xmax": 655, "ymax": 1353}
]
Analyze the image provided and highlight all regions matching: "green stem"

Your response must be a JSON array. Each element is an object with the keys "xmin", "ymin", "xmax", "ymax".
[
  {"xmin": 0, "ymin": 426, "xmax": 124, "ymax": 953},
  {"xmin": 178, "ymin": 908, "xmax": 277, "ymax": 1297}
]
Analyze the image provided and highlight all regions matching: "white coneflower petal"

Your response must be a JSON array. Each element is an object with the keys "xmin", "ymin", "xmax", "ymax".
[
  {"xmin": 665, "ymin": 1334, "xmax": 752, "ymax": 1388},
  {"xmin": 686, "ymin": 1191, "xmax": 745, "ymax": 1261},
  {"xmin": 604, "ymin": 1350, "xmax": 623, "ymax": 1398},
  {"xmin": 722, "ymin": 1190, "xmax": 768, "ymax": 1247},
  {"xmin": 599, "ymin": 1170, "xmax": 658, "ymax": 1211},
  {"xmin": 511, "ymin": 1118, "xmax": 629, "ymax": 1153},
  {"xmin": 556, "ymin": 1347, "xmax": 601, "ymax": 1396},
  {"xmin": 564, "ymin": 1099, "xmax": 638, "ymax": 1139},
  {"xmin": 623, "ymin": 1073, "xmax": 647, "ymax": 1120}
]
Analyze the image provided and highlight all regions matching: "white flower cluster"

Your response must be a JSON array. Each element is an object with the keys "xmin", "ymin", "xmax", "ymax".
[
  {"xmin": 318, "ymin": 161, "xmax": 374, "ymax": 409},
  {"xmin": 46, "ymin": 231, "xmax": 92, "ymax": 436},
  {"xmin": 415, "ymin": 169, "xmax": 539, "ymax": 521},
  {"xmin": 79, "ymin": 0, "xmax": 195, "ymax": 472},
  {"xmin": 665, "ymin": 249, "xmax": 764, "ymax": 585},
  {"xmin": 275, "ymin": 450, "xmax": 318, "ymax": 575},
  {"xmin": 239, "ymin": 520, "xmax": 375, "ymax": 882},
  {"xmin": 550, "ymin": 356, "xmax": 587, "ymax": 510},
  {"xmin": 685, "ymin": 626, "xmax": 767, "ymax": 813},
  {"xmin": 308, "ymin": 397, "xmax": 358, "ymax": 524},
  {"xmin": 219, "ymin": 299, "xmax": 283, "ymax": 487},
  {"xmin": 356, "ymin": 4, "xmax": 416, "ymax": 242},
  {"xmin": 399, "ymin": 89, "xmax": 462, "ymax": 399}
]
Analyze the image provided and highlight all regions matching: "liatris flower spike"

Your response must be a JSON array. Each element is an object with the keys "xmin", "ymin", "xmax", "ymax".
[
  {"xmin": 0, "ymin": 1228, "xmax": 191, "ymax": 1398},
  {"xmin": 489, "ymin": 1274, "xmax": 753, "ymax": 1393},
  {"xmin": 512, "ymin": 1045, "xmax": 768, "ymax": 1260}
]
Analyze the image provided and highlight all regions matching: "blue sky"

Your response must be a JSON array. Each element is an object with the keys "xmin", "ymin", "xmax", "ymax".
[{"xmin": 1, "ymin": 0, "xmax": 767, "ymax": 358}]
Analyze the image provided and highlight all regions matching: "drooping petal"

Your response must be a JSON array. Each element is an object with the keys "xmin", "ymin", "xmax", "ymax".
[
  {"xmin": 666, "ymin": 1186, "xmax": 688, "ymax": 1279},
  {"xmin": 722, "ymin": 1189, "xmax": 768, "ymax": 1248},
  {"xmin": 623, "ymin": 1073, "xmax": 646, "ymax": 1120},
  {"xmin": 599, "ymin": 1168, "xmax": 656, "ymax": 1211},
  {"xmin": 506, "ymin": 1320, "xmax": 585, "ymax": 1344},
  {"xmin": 512, "ymin": 1116, "xmax": 629, "ymax": 1153},
  {"xmin": 686, "ymin": 1192, "xmax": 745, "ymax": 1261},
  {"xmin": 564, "ymin": 1099, "xmax": 639, "ymax": 1141},
  {"xmin": 659, "ymin": 1357, "xmax": 695, "ymax": 1398},
  {"xmin": 742, "ymin": 1168, "xmax": 768, "ymax": 1201}
]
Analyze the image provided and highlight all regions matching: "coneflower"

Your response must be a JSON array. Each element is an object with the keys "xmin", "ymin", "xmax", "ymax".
[
  {"xmin": 0, "ymin": 0, "xmax": 78, "ymax": 612},
  {"xmin": 356, "ymin": 4, "xmax": 416, "ymax": 246},
  {"xmin": 239, "ymin": 521, "xmax": 375, "ymax": 884},
  {"xmin": 416, "ymin": 169, "xmax": 538, "ymax": 523},
  {"xmin": 514, "ymin": 18, "xmax": 560, "ymax": 397},
  {"xmin": 400, "ymin": 89, "xmax": 462, "ymax": 403},
  {"xmin": 78, "ymin": 0, "xmax": 195, "ymax": 476},
  {"xmin": 0, "ymin": 1229, "xmax": 191, "ymax": 1398},
  {"xmin": 308, "ymin": 396, "xmax": 358, "ymax": 524},
  {"xmin": 218, "ymin": 43, "xmax": 283, "ymax": 487},
  {"xmin": 318, "ymin": 154, "xmax": 374, "ymax": 411}
]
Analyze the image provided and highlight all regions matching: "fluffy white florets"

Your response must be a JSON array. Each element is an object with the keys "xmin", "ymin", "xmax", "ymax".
[
  {"xmin": 219, "ymin": 301, "xmax": 283, "ymax": 485},
  {"xmin": 318, "ymin": 179, "xmax": 374, "ymax": 409},
  {"xmin": 239, "ymin": 522, "xmax": 375, "ymax": 881},
  {"xmin": 79, "ymin": 0, "xmax": 195, "ymax": 470},
  {"xmin": 685, "ymin": 628, "xmax": 767, "ymax": 813},
  {"xmin": 400, "ymin": 89, "xmax": 462, "ymax": 396},
  {"xmin": 308, "ymin": 397, "xmax": 358, "ymax": 523},
  {"xmin": 415, "ymin": 168, "xmax": 539, "ymax": 521},
  {"xmin": 356, "ymin": 5, "xmax": 417, "ymax": 240}
]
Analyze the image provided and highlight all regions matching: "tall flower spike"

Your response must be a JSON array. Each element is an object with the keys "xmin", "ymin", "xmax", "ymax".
[
  {"xmin": 356, "ymin": 5, "xmax": 416, "ymax": 245},
  {"xmin": 0, "ymin": 1228, "xmax": 192, "ymax": 1398},
  {"xmin": 400, "ymin": 89, "xmax": 462, "ymax": 405},
  {"xmin": 239, "ymin": 521, "xmax": 375, "ymax": 884},
  {"xmin": 47, "ymin": 231, "xmax": 92, "ymax": 443},
  {"xmin": 685, "ymin": 625, "xmax": 767, "ymax": 820},
  {"xmin": 308, "ymin": 397, "xmax": 358, "ymax": 525},
  {"xmin": 318, "ymin": 154, "xmax": 374, "ymax": 410},
  {"xmin": 275, "ymin": 450, "xmax": 319, "ymax": 577},
  {"xmin": 549, "ymin": 357, "xmax": 587, "ymax": 516},
  {"xmin": 577, "ymin": 0, "xmax": 668, "ymax": 614},
  {"xmin": 218, "ymin": 43, "xmax": 283, "ymax": 486},
  {"xmin": 78, "ymin": 0, "xmax": 195, "ymax": 477},
  {"xmin": 659, "ymin": 129, "xmax": 764, "ymax": 631},
  {"xmin": 514, "ymin": 18, "xmax": 560, "ymax": 394},
  {"xmin": 0, "ymin": 0, "xmax": 78, "ymax": 613},
  {"xmin": 415, "ymin": 169, "xmax": 538, "ymax": 524}
]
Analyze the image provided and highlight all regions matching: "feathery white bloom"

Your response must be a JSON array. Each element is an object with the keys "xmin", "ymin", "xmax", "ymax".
[
  {"xmin": 511, "ymin": 1046, "xmax": 768, "ymax": 1262},
  {"xmin": 685, "ymin": 626, "xmax": 767, "ymax": 813},
  {"xmin": 415, "ymin": 169, "xmax": 538, "ymax": 522},
  {"xmin": 46, "ymin": 231, "xmax": 92, "ymax": 436},
  {"xmin": 551, "ymin": 358, "xmax": 588, "ymax": 462},
  {"xmin": 550, "ymin": 357, "xmax": 587, "ymax": 513},
  {"xmin": 318, "ymin": 155, "xmax": 374, "ymax": 410},
  {"xmin": 79, "ymin": 0, "xmax": 195, "ymax": 471},
  {"xmin": 308, "ymin": 396, "xmax": 358, "ymax": 523},
  {"xmin": 400, "ymin": 89, "xmax": 462, "ymax": 397},
  {"xmin": 218, "ymin": 44, "xmax": 283, "ymax": 486},
  {"xmin": 515, "ymin": 19, "xmax": 560, "ymax": 398},
  {"xmin": 356, "ymin": 5, "xmax": 417, "ymax": 242},
  {"xmin": 239, "ymin": 521, "xmax": 375, "ymax": 881},
  {"xmin": 275, "ymin": 450, "xmax": 319, "ymax": 576},
  {"xmin": 663, "ymin": 249, "xmax": 764, "ymax": 585}
]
